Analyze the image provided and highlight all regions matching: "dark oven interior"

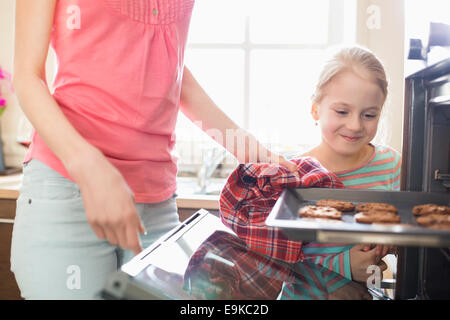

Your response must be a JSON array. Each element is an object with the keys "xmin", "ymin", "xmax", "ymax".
[{"xmin": 399, "ymin": 57, "xmax": 450, "ymax": 299}]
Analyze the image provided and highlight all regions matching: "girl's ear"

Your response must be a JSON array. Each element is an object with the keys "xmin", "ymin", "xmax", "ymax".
[{"xmin": 311, "ymin": 104, "xmax": 319, "ymax": 121}]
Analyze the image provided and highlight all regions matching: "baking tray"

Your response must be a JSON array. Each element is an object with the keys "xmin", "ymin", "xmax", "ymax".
[{"xmin": 265, "ymin": 188, "xmax": 450, "ymax": 247}]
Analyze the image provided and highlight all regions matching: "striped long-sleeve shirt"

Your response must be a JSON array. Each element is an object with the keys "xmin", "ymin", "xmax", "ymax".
[{"xmin": 335, "ymin": 144, "xmax": 402, "ymax": 191}]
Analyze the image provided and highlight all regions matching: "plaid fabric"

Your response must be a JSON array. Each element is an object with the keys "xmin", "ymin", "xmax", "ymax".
[
  {"xmin": 219, "ymin": 157, "xmax": 345, "ymax": 264},
  {"xmin": 183, "ymin": 230, "xmax": 353, "ymax": 300}
]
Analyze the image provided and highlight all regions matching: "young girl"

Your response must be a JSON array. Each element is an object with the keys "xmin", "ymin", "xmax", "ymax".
[
  {"xmin": 302, "ymin": 46, "xmax": 400, "ymax": 259},
  {"xmin": 10, "ymin": 0, "xmax": 296, "ymax": 300},
  {"xmin": 305, "ymin": 46, "xmax": 401, "ymax": 192},
  {"xmin": 219, "ymin": 46, "xmax": 398, "ymax": 290}
]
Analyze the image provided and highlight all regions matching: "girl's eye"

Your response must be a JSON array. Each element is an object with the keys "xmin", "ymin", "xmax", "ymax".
[
  {"xmin": 335, "ymin": 110, "xmax": 348, "ymax": 115},
  {"xmin": 364, "ymin": 113, "xmax": 377, "ymax": 119}
]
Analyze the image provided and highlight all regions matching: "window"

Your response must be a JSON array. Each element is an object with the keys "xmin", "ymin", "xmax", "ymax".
[{"xmin": 176, "ymin": 0, "xmax": 357, "ymax": 171}]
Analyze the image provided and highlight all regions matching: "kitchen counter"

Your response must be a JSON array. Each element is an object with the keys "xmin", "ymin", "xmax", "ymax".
[
  {"xmin": 0, "ymin": 174, "xmax": 21, "ymax": 200},
  {"xmin": 0, "ymin": 173, "xmax": 220, "ymax": 210}
]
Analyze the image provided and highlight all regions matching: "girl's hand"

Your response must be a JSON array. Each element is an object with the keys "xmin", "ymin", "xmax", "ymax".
[
  {"xmin": 350, "ymin": 244, "xmax": 388, "ymax": 283},
  {"xmin": 362, "ymin": 244, "xmax": 397, "ymax": 259},
  {"xmin": 328, "ymin": 281, "xmax": 373, "ymax": 300},
  {"xmin": 68, "ymin": 149, "xmax": 146, "ymax": 255}
]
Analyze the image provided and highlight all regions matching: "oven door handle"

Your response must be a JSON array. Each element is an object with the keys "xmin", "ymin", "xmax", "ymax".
[
  {"xmin": 429, "ymin": 95, "xmax": 450, "ymax": 107},
  {"xmin": 367, "ymin": 287, "xmax": 393, "ymax": 300}
]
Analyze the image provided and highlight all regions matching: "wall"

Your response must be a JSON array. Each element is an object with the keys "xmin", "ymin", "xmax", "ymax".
[
  {"xmin": 0, "ymin": 0, "xmax": 22, "ymax": 168},
  {"xmin": 0, "ymin": 0, "xmax": 56, "ymax": 168},
  {"xmin": 356, "ymin": 0, "xmax": 406, "ymax": 153}
]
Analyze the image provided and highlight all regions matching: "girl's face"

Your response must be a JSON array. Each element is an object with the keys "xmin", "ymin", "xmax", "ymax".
[{"xmin": 312, "ymin": 69, "xmax": 385, "ymax": 157}]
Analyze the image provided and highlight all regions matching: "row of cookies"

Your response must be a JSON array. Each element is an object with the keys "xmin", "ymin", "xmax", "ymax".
[
  {"xmin": 353, "ymin": 202, "xmax": 400, "ymax": 224},
  {"xmin": 413, "ymin": 204, "xmax": 450, "ymax": 230},
  {"xmin": 298, "ymin": 199, "xmax": 400, "ymax": 223},
  {"xmin": 298, "ymin": 199, "xmax": 450, "ymax": 230}
]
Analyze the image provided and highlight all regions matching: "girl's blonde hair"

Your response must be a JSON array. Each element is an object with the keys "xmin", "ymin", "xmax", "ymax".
[{"xmin": 311, "ymin": 46, "xmax": 388, "ymax": 105}]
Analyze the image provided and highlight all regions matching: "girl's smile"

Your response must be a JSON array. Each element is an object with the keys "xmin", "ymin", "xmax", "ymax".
[{"xmin": 340, "ymin": 134, "xmax": 363, "ymax": 143}]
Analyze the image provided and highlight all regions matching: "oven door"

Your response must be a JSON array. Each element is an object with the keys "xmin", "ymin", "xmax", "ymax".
[{"xmin": 399, "ymin": 57, "xmax": 450, "ymax": 300}]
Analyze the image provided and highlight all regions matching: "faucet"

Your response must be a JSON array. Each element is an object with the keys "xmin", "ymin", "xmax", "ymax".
[{"xmin": 197, "ymin": 147, "xmax": 227, "ymax": 194}]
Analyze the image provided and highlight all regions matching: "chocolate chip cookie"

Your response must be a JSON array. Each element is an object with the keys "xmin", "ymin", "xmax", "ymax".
[
  {"xmin": 354, "ymin": 210, "xmax": 401, "ymax": 224},
  {"xmin": 356, "ymin": 202, "xmax": 398, "ymax": 214},
  {"xmin": 316, "ymin": 199, "xmax": 355, "ymax": 212},
  {"xmin": 298, "ymin": 205, "xmax": 342, "ymax": 220},
  {"xmin": 416, "ymin": 213, "xmax": 450, "ymax": 230},
  {"xmin": 412, "ymin": 204, "xmax": 450, "ymax": 216}
]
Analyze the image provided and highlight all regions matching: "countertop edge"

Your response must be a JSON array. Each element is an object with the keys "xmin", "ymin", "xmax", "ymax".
[
  {"xmin": 176, "ymin": 195, "xmax": 220, "ymax": 210},
  {"xmin": 0, "ymin": 189, "xmax": 19, "ymax": 200},
  {"xmin": 0, "ymin": 174, "xmax": 220, "ymax": 209}
]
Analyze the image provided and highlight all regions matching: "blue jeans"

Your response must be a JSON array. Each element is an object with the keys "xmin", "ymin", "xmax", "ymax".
[{"xmin": 10, "ymin": 159, "xmax": 180, "ymax": 299}]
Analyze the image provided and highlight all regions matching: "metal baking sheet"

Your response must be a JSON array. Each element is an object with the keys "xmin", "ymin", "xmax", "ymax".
[{"xmin": 265, "ymin": 188, "xmax": 450, "ymax": 247}]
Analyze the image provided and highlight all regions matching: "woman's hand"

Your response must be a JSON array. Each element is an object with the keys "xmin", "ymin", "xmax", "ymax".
[
  {"xmin": 263, "ymin": 150, "xmax": 299, "ymax": 174},
  {"xmin": 241, "ymin": 134, "xmax": 298, "ymax": 173},
  {"xmin": 68, "ymin": 148, "xmax": 146, "ymax": 255}
]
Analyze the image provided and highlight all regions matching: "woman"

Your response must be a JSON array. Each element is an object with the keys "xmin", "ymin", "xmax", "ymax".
[{"xmin": 11, "ymin": 0, "xmax": 296, "ymax": 299}]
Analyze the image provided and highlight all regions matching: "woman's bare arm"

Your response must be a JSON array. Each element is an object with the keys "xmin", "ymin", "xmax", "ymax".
[
  {"xmin": 13, "ymin": 0, "xmax": 94, "ymax": 171},
  {"xmin": 179, "ymin": 66, "xmax": 297, "ymax": 172},
  {"xmin": 14, "ymin": 0, "xmax": 145, "ymax": 255}
]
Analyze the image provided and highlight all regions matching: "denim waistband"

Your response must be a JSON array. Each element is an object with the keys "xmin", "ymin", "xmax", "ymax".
[{"xmin": 20, "ymin": 159, "xmax": 177, "ymax": 205}]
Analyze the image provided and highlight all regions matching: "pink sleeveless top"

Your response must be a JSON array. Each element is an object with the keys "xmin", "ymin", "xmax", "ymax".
[{"xmin": 25, "ymin": 0, "xmax": 195, "ymax": 203}]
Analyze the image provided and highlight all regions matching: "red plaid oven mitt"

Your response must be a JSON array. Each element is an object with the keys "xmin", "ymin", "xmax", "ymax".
[{"xmin": 219, "ymin": 157, "xmax": 345, "ymax": 264}]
